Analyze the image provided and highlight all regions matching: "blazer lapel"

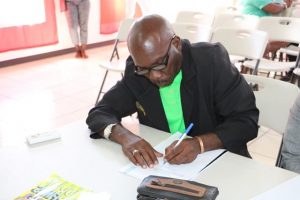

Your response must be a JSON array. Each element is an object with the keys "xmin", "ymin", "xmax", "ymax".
[
  {"xmin": 181, "ymin": 40, "xmax": 196, "ymax": 127},
  {"xmin": 138, "ymin": 85, "xmax": 170, "ymax": 132}
]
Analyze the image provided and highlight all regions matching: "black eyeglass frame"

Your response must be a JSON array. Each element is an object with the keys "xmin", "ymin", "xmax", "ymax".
[{"xmin": 134, "ymin": 34, "xmax": 177, "ymax": 76}]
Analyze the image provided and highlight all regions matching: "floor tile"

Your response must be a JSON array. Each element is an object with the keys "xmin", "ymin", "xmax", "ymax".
[{"xmin": 248, "ymin": 130, "xmax": 282, "ymax": 159}]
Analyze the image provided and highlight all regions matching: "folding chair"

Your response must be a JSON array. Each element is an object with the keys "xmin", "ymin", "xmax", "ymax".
[
  {"xmin": 277, "ymin": 1, "xmax": 300, "ymax": 64},
  {"xmin": 281, "ymin": 1, "xmax": 300, "ymax": 17},
  {"xmin": 214, "ymin": 5, "xmax": 240, "ymax": 15},
  {"xmin": 243, "ymin": 74, "xmax": 300, "ymax": 166},
  {"xmin": 212, "ymin": 13, "xmax": 259, "ymax": 30},
  {"xmin": 210, "ymin": 28, "xmax": 268, "ymax": 71},
  {"xmin": 175, "ymin": 11, "xmax": 214, "ymax": 26},
  {"xmin": 172, "ymin": 23, "xmax": 211, "ymax": 43},
  {"xmin": 243, "ymin": 17, "xmax": 300, "ymax": 77},
  {"xmin": 95, "ymin": 18, "xmax": 135, "ymax": 105}
]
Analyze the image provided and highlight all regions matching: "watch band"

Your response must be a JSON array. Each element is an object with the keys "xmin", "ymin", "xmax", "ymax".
[{"xmin": 103, "ymin": 124, "xmax": 117, "ymax": 140}]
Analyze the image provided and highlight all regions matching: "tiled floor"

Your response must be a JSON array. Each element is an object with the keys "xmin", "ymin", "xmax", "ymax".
[{"xmin": 0, "ymin": 44, "xmax": 281, "ymax": 166}]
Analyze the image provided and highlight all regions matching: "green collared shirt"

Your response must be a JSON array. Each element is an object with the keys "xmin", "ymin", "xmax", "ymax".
[{"xmin": 159, "ymin": 70, "xmax": 185, "ymax": 134}]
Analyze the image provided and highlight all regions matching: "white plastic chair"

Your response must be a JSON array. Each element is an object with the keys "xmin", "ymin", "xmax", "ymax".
[
  {"xmin": 282, "ymin": 1, "xmax": 300, "ymax": 17},
  {"xmin": 243, "ymin": 17, "xmax": 300, "ymax": 76},
  {"xmin": 95, "ymin": 18, "xmax": 135, "ymax": 105},
  {"xmin": 210, "ymin": 28, "xmax": 268, "ymax": 70},
  {"xmin": 172, "ymin": 23, "xmax": 211, "ymax": 43},
  {"xmin": 278, "ymin": 44, "xmax": 300, "ymax": 77},
  {"xmin": 214, "ymin": 5, "xmax": 241, "ymax": 15},
  {"xmin": 175, "ymin": 11, "xmax": 214, "ymax": 26},
  {"xmin": 243, "ymin": 74, "xmax": 300, "ymax": 165},
  {"xmin": 279, "ymin": 44, "xmax": 300, "ymax": 57},
  {"xmin": 212, "ymin": 13, "xmax": 259, "ymax": 30},
  {"xmin": 291, "ymin": 8, "xmax": 300, "ymax": 17},
  {"xmin": 291, "ymin": 2, "xmax": 300, "ymax": 17}
]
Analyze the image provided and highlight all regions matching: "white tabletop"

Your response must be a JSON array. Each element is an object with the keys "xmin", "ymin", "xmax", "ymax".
[
  {"xmin": 0, "ymin": 120, "xmax": 298, "ymax": 200},
  {"xmin": 197, "ymin": 152, "xmax": 297, "ymax": 200}
]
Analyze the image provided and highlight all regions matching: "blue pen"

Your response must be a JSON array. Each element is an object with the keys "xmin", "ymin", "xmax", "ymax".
[{"xmin": 174, "ymin": 123, "xmax": 194, "ymax": 148}]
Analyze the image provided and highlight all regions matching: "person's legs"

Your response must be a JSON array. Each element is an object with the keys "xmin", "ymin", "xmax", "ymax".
[
  {"xmin": 66, "ymin": 1, "xmax": 81, "ymax": 58},
  {"xmin": 78, "ymin": 0, "xmax": 90, "ymax": 58}
]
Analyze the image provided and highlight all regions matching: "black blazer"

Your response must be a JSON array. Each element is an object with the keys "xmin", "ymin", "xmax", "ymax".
[{"xmin": 86, "ymin": 40, "xmax": 259, "ymax": 156}]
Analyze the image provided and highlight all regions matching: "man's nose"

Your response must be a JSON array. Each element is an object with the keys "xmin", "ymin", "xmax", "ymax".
[{"xmin": 149, "ymin": 70, "xmax": 162, "ymax": 80}]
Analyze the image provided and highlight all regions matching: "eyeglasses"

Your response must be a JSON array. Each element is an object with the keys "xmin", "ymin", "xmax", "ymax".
[{"xmin": 134, "ymin": 34, "xmax": 176, "ymax": 76}]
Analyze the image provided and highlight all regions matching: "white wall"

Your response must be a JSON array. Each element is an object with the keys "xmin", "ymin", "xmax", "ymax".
[
  {"xmin": 0, "ymin": 0, "xmax": 234, "ymax": 62},
  {"xmin": 0, "ymin": 0, "xmax": 115, "ymax": 62}
]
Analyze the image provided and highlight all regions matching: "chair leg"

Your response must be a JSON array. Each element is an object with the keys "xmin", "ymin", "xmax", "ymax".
[
  {"xmin": 291, "ymin": 74, "xmax": 296, "ymax": 84},
  {"xmin": 95, "ymin": 70, "xmax": 109, "ymax": 105},
  {"xmin": 275, "ymin": 139, "xmax": 284, "ymax": 167}
]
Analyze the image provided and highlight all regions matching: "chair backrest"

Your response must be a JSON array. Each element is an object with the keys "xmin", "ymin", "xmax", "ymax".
[
  {"xmin": 243, "ymin": 74, "xmax": 300, "ymax": 134},
  {"xmin": 110, "ymin": 18, "xmax": 135, "ymax": 61},
  {"xmin": 212, "ymin": 13, "xmax": 259, "ymax": 30},
  {"xmin": 214, "ymin": 5, "xmax": 240, "ymax": 15},
  {"xmin": 291, "ymin": 2, "xmax": 300, "ymax": 17},
  {"xmin": 256, "ymin": 17, "xmax": 300, "ymax": 43},
  {"xmin": 210, "ymin": 28, "xmax": 268, "ymax": 60},
  {"xmin": 172, "ymin": 23, "xmax": 211, "ymax": 43},
  {"xmin": 175, "ymin": 11, "xmax": 214, "ymax": 26},
  {"xmin": 116, "ymin": 18, "xmax": 136, "ymax": 42},
  {"xmin": 283, "ymin": 2, "xmax": 300, "ymax": 17}
]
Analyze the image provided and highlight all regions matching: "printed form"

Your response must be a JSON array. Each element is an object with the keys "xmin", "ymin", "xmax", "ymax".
[{"xmin": 120, "ymin": 133, "xmax": 225, "ymax": 180}]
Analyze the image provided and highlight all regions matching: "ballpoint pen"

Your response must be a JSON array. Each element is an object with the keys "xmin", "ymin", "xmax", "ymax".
[{"xmin": 163, "ymin": 123, "xmax": 194, "ymax": 164}]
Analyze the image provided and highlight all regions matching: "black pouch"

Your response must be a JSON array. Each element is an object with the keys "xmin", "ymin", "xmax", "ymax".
[{"xmin": 137, "ymin": 175, "xmax": 219, "ymax": 200}]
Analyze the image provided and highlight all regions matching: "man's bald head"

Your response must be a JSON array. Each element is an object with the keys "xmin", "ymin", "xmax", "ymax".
[
  {"xmin": 127, "ymin": 15, "xmax": 175, "ymax": 64},
  {"xmin": 127, "ymin": 15, "xmax": 182, "ymax": 87}
]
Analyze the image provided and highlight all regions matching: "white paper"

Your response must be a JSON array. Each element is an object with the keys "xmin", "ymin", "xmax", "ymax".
[
  {"xmin": 120, "ymin": 133, "xmax": 225, "ymax": 180},
  {"xmin": 250, "ymin": 175, "xmax": 300, "ymax": 200}
]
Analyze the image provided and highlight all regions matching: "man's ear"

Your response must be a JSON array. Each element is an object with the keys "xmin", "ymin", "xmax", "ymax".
[{"xmin": 173, "ymin": 36, "xmax": 182, "ymax": 51}]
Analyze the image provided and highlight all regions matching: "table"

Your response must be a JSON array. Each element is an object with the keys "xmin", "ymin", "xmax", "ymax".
[{"xmin": 0, "ymin": 120, "xmax": 297, "ymax": 199}]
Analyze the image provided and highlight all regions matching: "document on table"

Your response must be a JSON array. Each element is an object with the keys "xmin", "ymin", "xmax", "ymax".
[
  {"xmin": 120, "ymin": 133, "xmax": 226, "ymax": 180},
  {"xmin": 250, "ymin": 175, "xmax": 300, "ymax": 200}
]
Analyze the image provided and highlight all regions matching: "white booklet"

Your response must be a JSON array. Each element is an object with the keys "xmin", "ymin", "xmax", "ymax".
[{"xmin": 120, "ymin": 133, "xmax": 226, "ymax": 180}]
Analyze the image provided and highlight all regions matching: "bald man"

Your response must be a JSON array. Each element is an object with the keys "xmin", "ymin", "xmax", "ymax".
[{"xmin": 86, "ymin": 15, "xmax": 259, "ymax": 168}]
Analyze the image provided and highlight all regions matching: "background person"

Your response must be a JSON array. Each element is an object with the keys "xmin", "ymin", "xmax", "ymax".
[
  {"xmin": 61, "ymin": 0, "xmax": 90, "ymax": 58},
  {"xmin": 86, "ymin": 15, "xmax": 259, "ymax": 168},
  {"xmin": 241, "ymin": 0, "xmax": 292, "ymax": 17},
  {"xmin": 280, "ymin": 94, "xmax": 300, "ymax": 173}
]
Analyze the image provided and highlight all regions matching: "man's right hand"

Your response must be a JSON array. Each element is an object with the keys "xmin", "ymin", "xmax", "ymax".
[{"xmin": 109, "ymin": 124, "xmax": 163, "ymax": 168}]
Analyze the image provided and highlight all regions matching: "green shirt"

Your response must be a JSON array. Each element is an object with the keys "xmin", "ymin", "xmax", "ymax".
[
  {"xmin": 159, "ymin": 70, "xmax": 185, "ymax": 134},
  {"xmin": 241, "ymin": 0, "xmax": 283, "ymax": 17}
]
